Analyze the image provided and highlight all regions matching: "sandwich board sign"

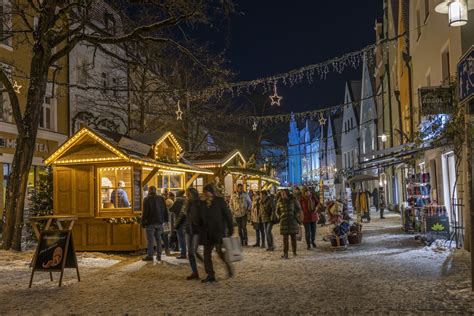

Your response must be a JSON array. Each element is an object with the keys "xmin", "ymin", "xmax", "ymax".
[{"xmin": 29, "ymin": 230, "xmax": 80, "ymax": 287}]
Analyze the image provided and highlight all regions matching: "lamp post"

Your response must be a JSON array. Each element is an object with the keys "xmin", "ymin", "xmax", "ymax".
[{"xmin": 435, "ymin": 0, "xmax": 473, "ymax": 27}]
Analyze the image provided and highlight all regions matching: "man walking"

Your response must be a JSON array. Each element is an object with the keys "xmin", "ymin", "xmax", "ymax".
[
  {"xmin": 200, "ymin": 184, "xmax": 234, "ymax": 283},
  {"xmin": 141, "ymin": 186, "xmax": 168, "ymax": 262},
  {"xmin": 170, "ymin": 190, "xmax": 187, "ymax": 259},
  {"xmin": 230, "ymin": 183, "xmax": 252, "ymax": 246}
]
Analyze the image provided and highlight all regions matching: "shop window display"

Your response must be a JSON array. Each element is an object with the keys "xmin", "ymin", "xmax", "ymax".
[{"xmin": 99, "ymin": 167, "xmax": 132, "ymax": 209}]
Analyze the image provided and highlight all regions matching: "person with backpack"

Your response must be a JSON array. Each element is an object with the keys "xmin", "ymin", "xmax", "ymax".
[
  {"xmin": 141, "ymin": 186, "xmax": 168, "ymax": 262},
  {"xmin": 229, "ymin": 183, "xmax": 252, "ymax": 246}
]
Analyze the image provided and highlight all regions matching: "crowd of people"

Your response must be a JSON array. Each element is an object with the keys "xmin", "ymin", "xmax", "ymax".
[{"xmin": 141, "ymin": 183, "xmax": 380, "ymax": 282}]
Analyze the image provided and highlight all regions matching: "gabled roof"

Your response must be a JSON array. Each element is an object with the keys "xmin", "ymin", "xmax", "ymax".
[
  {"xmin": 185, "ymin": 149, "xmax": 246, "ymax": 168},
  {"xmin": 132, "ymin": 131, "xmax": 183, "ymax": 153},
  {"xmin": 346, "ymin": 80, "xmax": 362, "ymax": 125},
  {"xmin": 44, "ymin": 127, "xmax": 212, "ymax": 174}
]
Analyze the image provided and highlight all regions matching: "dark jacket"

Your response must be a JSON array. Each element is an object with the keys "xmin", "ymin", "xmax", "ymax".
[
  {"xmin": 372, "ymin": 188, "xmax": 379, "ymax": 206},
  {"xmin": 175, "ymin": 200, "xmax": 203, "ymax": 235},
  {"xmin": 142, "ymin": 193, "xmax": 168, "ymax": 227},
  {"xmin": 260, "ymin": 195, "xmax": 275, "ymax": 223},
  {"xmin": 276, "ymin": 197, "xmax": 300, "ymax": 235},
  {"xmin": 199, "ymin": 196, "xmax": 233, "ymax": 244},
  {"xmin": 170, "ymin": 197, "xmax": 186, "ymax": 228}
]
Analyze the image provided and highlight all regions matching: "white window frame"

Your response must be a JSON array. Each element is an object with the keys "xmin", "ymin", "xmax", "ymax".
[{"xmin": 0, "ymin": 0, "xmax": 13, "ymax": 49}]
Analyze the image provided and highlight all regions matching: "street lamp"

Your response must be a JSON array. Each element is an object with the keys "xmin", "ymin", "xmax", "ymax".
[
  {"xmin": 435, "ymin": 0, "xmax": 472, "ymax": 27},
  {"xmin": 378, "ymin": 133, "xmax": 389, "ymax": 143}
]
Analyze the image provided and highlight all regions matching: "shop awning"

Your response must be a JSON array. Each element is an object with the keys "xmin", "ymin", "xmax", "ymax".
[
  {"xmin": 226, "ymin": 166, "xmax": 280, "ymax": 185},
  {"xmin": 347, "ymin": 174, "xmax": 379, "ymax": 184}
]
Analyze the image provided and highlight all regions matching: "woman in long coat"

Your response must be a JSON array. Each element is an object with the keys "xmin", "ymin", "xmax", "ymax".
[
  {"xmin": 250, "ymin": 191, "xmax": 265, "ymax": 248},
  {"xmin": 199, "ymin": 184, "xmax": 234, "ymax": 283},
  {"xmin": 175, "ymin": 187, "xmax": 203, "ymax": 280},
  {"xmin": 260, "ymin": 190, "xmax": 275, "ymax": 251},
  {"xmin": 276, "ymin": 189, "xmax": 301, "ymax": 259}
]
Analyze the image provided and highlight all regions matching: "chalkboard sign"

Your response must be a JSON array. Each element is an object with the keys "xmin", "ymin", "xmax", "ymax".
[
  {"xmin": 425, "ymin": 215, "xmax": 450, "ymax": 241},
  {"xmin": 29, "ymin": 230, "xmax": 80, "ymax": 287},
  {"xmin": 133, "ymin": 168, "xmax": 142, "ymax": 211}
]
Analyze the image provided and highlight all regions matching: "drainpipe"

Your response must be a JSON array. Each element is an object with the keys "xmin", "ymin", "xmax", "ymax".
[
  {"xmin": 403, "ymin": 52, "xmax": 415, "ymax": 140},
  {"xmin": 395, "ymin": 90, "xmax": 403, "ymax": 144}
]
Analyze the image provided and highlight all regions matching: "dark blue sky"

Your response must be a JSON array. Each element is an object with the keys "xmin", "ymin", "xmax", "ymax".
[{"xmin": 216, "ymin": 1, "xmax": 383, "ymax": 112}]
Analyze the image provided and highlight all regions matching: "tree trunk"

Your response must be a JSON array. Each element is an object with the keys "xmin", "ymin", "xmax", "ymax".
[{"xmin": 2, "ymin": 43, "xmax": 50, "ymax": 250}]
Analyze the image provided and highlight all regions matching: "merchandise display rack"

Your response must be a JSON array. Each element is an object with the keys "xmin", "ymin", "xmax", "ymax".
[{"xmin": 403, "ymin": 173, "xmax": 431, "ymax": 233}]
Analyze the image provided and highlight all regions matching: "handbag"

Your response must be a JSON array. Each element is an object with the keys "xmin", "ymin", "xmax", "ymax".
[
  {"xmin": 222, "ymin": 236, "xmax": 243, "ymax": 263},
  {"xmin": 295, "ymin": 225, "xmax": 303, "ymax": 241},
  {"xmin": 162, "ymin": 222, "xmax": 171, "ymax": 234}
]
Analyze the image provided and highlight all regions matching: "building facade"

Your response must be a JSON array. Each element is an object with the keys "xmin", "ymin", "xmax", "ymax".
[{"xmin": 0, "ymin": 0, "xmax": 69, "ymax": 211}]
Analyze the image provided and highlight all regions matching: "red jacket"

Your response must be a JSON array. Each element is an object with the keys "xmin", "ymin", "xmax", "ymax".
[{"xmin": 299, "ymin": 196, "xmax": 318, "ymax": 223}]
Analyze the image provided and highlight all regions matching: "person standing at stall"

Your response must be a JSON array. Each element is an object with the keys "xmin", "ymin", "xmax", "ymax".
[
  {"xmin": 200, "ymin": 184, "xmax": 234, "ymax": 283},
  {"xmin": 277, "ymin": 189, "xmax": 301, "ymax": 259},
  {"xmin": 260, "ymin": 190, "xmax": 276, "ymax": 251},
  {"xmin": 300, "ymin": 187, "xmax": 318, "ymax": 250},
  {"xmin": 175, "ymin": 187, "xmax": 203, "ymax": 280},
  {"xmin": 229, "ymin": 183, "xmax": 252, "ymax": 246},
  {"xmin": 141, "ymin": 186, "xmax": 168, "ymax": 262},
  {"xmin": 251, "ymin": 191, "xmax": 265, "ymax": 248},
  {"xmin": 170, "ymin": 190, "xmax": 187, "ymax": 259},
  {"xmin": 160, "ymin": 188, "xmax": 171, "ymax": 256}
]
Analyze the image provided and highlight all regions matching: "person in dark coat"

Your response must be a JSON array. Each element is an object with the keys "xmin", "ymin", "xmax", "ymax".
[
  {"xmin": 372, "ymin": 187, "xmax": 384, "ymax": 219},
  {"xmin": 276, "ymin": 189, "xmax": 301, "ymax": 259},
  {"xmin": 170, "ymin": 190, "xmax": 187, "ymax": 259},
  {"xmin": 200, "ymin": 184, "xmax": 234, "ymax": 283},
  {"xmin": 175, "ymin": 187, "xmax": 203, "ymax": 280},
  {"xmin": 141, "ymin": 186, "xmax": 168, "ymax": 262},
  {"xmin": 260, "ymin": 190, "xmax": 276, "ymax": 251}
]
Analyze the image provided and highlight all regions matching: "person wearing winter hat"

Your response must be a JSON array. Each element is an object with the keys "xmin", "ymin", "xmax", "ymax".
[{"xmin": 199, "ymin": 184, "xmax": 234, "ymax": 283}]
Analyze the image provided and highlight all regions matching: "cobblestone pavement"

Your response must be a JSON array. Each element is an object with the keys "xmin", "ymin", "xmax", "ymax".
[{"xmin": 0, "ymin": 211, "xmax": 473, "ymax": 315}]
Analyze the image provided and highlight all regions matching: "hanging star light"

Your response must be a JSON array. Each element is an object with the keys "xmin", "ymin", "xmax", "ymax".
[
  {"xmin": 269, "ymin": 83, "xmax": 283, "ymax": 106},
  {"xmin": 175, "ymin": 100, "xmax": 183, "ymax": 120},
  {"xmin": 319, "ymin": 114, "xmax": 327, "ymax": 125},
  {"xmin": 252, "ymin": 121, "xmax": 258, "ymax": 131},
  {"xmin": 12, "ymin": 80, "xmax": 22, "ymax": 94}
]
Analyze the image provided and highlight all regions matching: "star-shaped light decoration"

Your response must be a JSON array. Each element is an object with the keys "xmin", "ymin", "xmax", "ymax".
[
  {"xmin": 318, "ymin": 113, "xmax": 327, "ymax": 126},
  {"xmin": 13, "ymin": 80, "xmax": 22, "ymax": 94},
  {"xmin": 252, "ymin": 120, "xmax": 258, "ymax": 131},
  {"xmin": 175, "ymin": 100, "xmax": 183, "ymax": 120},
  {"xmin": 269, "ymin": 83, "xmax": 283, "ymax": 106}
]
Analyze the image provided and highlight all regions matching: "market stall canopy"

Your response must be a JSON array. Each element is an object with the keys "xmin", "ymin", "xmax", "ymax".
[
  {"xmin": 184, "ymin": 149, "xmax": 246, "ymax": 169},
  {"xmin": 226, "ymin": 166, "xmax": 280, "ymax": 185},
  {"xmin": 44, "ymin": 127, "xmax": 213, "ymax": 175},
  {"xmin": 347, "ymin": 174, "xmax": 379, "ymax": 184}
]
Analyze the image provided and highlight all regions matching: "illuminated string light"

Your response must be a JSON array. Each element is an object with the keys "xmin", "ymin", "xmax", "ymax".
[
  {"xmin": 12, "ymin": 80, "xmax": 22, "ymax": 94},
  {"xmin": 176, "ymin": 100, "xmax": 183, "ymax": 120},
  {"xmin": 252, "ymin": 121, "xmax": 258, "ymax": 131},
  {"xmin": 319, "ymin": 114, "xmax": 327, "ymax": 126},
  {"xmin": 269, "ymin": 83, "xmax": 283, "ymax": 106}
]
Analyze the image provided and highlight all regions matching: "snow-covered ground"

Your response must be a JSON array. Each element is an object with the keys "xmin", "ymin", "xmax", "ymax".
[{"xmin": 0, "ymin": 211, "xmax": 473, "ymax": 315}]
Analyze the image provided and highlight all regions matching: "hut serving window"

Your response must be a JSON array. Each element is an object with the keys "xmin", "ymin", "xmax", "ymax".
[
  {"xmin": 157, "ymin": 173, "xmax": 183, "ymax": 192},
  {"xmin": 99, "ymin": 167, "xmax": 132, "ymax": 210}
]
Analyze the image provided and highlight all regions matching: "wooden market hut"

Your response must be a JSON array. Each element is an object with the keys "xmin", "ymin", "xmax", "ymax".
[
  {"xmin": 184, "ymin": 149, "xmax": 280, "ymax": 196},
  {"xmin": 44, "ymin": 127, "xmax": 213, "ymax": 251}
]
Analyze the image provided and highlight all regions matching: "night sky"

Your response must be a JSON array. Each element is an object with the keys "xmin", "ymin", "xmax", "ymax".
[{"xmin": 213, "ymin": 1, "xmax": 384, "ymax": 113}]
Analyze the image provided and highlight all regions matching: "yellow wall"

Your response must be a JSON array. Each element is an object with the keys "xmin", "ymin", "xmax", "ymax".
[
  {"xmin": 0, "ymin": 2, "xmax": 69, "ymax": 136},
  {"xmin": 397, "ymin": 0, "xmax": 411, "ymax": 141}
]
